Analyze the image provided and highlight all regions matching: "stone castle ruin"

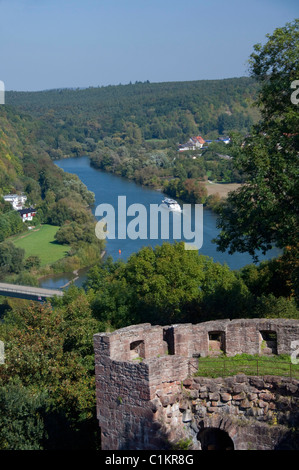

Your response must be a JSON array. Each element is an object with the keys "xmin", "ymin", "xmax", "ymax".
[{"xmin": 93, "ymin": 319, "xmax": 299, "ymax": 450}]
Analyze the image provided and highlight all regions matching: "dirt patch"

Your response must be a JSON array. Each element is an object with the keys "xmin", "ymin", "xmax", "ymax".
[
  {"xmin": 14, "ymin": 228, "xmax": 41, "ymax": 240},
  {"xmin": 204, "ymin": 181, "xmax": 242, "ymax": 198}
]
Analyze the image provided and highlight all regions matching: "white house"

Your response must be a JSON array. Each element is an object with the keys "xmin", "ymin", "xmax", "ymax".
[
  {"xmin": 17, "ymin": 207, "xmax": 37, "ymax": 222},
  {"xmin": 3, "ymin": 194, "xmax": 27, "ymax": 210},
  {"xmin": 178, "ymin": 135, "xmax": 206, "ymax": 152}
]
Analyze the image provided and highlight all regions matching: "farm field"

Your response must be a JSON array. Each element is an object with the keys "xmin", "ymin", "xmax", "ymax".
[
  {"xmin": 11, "ymin": 224, "xmax": 70, "ymax": 266},
  {"xmin": 204, "ymin": 181, "xmax": 242, "ymax": 198}
]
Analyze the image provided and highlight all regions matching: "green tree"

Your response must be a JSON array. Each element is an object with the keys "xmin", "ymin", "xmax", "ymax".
[
  {"xmin": 249, "ymin": 19, "xmax": 299, "ymax": 124},
  {"xmin": 0, "ymin": 379, "xmax": 47, "ymax": 450},
  {"xmin": 0, "ymin": 299, "xmax": 101, "ymax": 449},
  {"xmin": 0, "ymin": 211, "xmax": 25, "ymax": 242},
  {"xmin": 88, "ymin": 242, "xmax": 251, "ymax": 326},
  {"xmin": 215, "ymin": 21, "xmax": 299, "ymax": 274},
  {"xmin": 182, "ymin": 178, "xmax": 208, "ymax": 203},
  {"xmin": 24, "ymin": 255, "xmax": 41, "ymax": 270},
  {"xmin": 0, "ymin": 241, "xmax": 24, "ymax": 274},
  {"xmin": 252, "ymin": 294, "xmax": 299, "ymax": 319},
  {"xmin": 15, "ymin": 272, "xmax": 39, "ymax": 287},
  {"xmin": 55, "ymin": 221, "xmax": 95, "ymax": 245}
]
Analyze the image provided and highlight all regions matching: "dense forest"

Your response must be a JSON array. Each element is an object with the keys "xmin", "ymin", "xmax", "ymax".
[{"xmin": 7, "ymin": 77, "xmax": 259, "ymax": 143}]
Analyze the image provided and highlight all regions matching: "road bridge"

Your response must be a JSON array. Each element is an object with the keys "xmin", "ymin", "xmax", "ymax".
[{"xmin": 0, "ymin": 282, "xmax": 64, "ymax": 301}]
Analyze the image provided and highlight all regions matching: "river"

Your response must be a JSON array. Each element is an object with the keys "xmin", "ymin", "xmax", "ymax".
[{"xmin": 39, "ymin": 156, "xmax": 280, "ymax": 289}]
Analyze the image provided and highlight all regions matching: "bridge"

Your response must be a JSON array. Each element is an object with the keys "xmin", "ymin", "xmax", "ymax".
[{"xmin": 0, "ymin": 282, "xmax": 64, "ymax": 301}]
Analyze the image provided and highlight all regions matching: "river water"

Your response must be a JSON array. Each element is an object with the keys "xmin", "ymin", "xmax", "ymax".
[{"xmin": 39, "ymin": 157, "xmax": 280, "ymax": 289}]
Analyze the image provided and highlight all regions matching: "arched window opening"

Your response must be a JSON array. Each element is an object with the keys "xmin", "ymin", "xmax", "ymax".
[{"xmin": 198, "ymin": 428, "xmax": 234, "ymax": 450}]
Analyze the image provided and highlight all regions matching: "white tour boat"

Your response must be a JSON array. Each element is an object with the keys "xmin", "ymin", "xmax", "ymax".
[{"xmin": 161, "ymin": 198, "xmax": 182, "ymax": 212}]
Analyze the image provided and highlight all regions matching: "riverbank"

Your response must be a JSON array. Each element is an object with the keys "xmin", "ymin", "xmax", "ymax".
[
  {"xmin": 11, "ymin": 224, "xmax": 70, "ymax": 266},
  {"xmin": 36, "ymin": 244, "xmax": 105, "ymax": 287},
  {"xmin": 49, "ymin": 250, "xmax": 106, "ymax": 289},
  {"xmin": 88, "ymin": 153, "xmax": 239, "ymax": 213},
  {"xmin": 4, "ymin": 221, "xmax": 105, "ymax": 289},
  {"xmin": 53, "ymin": 156, "xmax": 280, "ymax": 271}
]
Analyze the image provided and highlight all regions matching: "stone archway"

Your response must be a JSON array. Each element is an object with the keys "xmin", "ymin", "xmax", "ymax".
[{"xmin": 198, "ymin": 427, "xmax": 234, "ymax": 450}]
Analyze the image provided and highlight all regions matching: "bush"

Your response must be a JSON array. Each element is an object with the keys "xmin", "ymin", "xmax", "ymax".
[
  {"xmin": 24, "ymin": 255, "xmax": 41, "ymax": 270},
  {"xmin": 0, "ymin": 380, "xmax": 46, "ymax": 450},
  {"xmin": 0, "ymin": 241, "xmax": 25, "ymax": 275},
  {"xmin": 15, "ymin": 272, "xmax": 39, "ymax": 287}
]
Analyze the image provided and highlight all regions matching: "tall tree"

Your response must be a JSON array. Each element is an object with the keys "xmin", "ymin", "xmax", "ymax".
[
  {"xmin": 0, "ymin": 241, "xmax": 24, "ymax": 274},
  {"xmin": 87, "ymin": 242, "xmax": 251, "ymax": 326},
  {"xmin": 215, "ymin": 20, "xmax": 299, "ymax": 279}
]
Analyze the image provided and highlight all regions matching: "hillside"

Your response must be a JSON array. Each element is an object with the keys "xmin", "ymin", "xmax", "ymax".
[
  {"xmin": 1, "ymin": 77, "xmax": 260, "ymax": 218},
  {"xmin": 6, "ymin": 77, "xmax": 260, "ymax": 148},
  {"xmin": 0, "ymin": 106, "xmax": 104, "ymax": 283},
  {"xmin": 0, "ymin": 107, "xmax": 35, "ymax": 194}
]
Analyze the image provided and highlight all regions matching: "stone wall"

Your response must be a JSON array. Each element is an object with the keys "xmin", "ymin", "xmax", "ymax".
[
  {"xmin": 93, "ymin": 319, "xmax": 299, "ymax": 450},
  {"xmin": 166, "ymin": 318, "xmax": 299, "ymax": 357},
  {"xmin": 154, "ymin": 374, "xmax": 299, "ymax": 450},
  {"xmin": 94, "ymin": 326, "xmax": 192, "ymax": 449}
]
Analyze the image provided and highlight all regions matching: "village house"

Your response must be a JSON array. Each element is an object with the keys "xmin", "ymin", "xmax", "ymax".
[
  {"xmin": 178, "ymin": 135, "xmax": 206, "ymax": 152},
  {"xmin": 3, "ymin": 193, "xmax": 37, "ymax": 222},
  {"xmin": 3, "ymin": 193, "xmax": 27, "ymax": 210},
  {"xmin": 178, "ymin": 135, "xmax": 231, "ymax": 152},
  {"xmin": 17, "ymin": 207, "xmax": 37, "ymax": 222}
]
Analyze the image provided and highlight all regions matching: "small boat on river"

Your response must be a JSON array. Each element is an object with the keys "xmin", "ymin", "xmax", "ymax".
[{"xmin": 161, "ymin": 198, "xmax": 182, "ymax": 212}]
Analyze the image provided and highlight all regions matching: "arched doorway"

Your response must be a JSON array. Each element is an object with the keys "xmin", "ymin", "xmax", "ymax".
[{"xmin": 198, "ymin": 428, "xmax": 234, "ymax": 450}]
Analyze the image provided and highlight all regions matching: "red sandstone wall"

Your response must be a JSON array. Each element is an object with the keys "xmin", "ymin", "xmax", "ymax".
[
  {"xmin": 170, "ymin": 319, "xmax": 299, "ymax": 357},
  {"xmin": 93, "ymin": 319, "xmax": 299, "ymax": 450},
  {"xmin": 93, "ymin": 330, "xmax": 191, "ymax": 450}
]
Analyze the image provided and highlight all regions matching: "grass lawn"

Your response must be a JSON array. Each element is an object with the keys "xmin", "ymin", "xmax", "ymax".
[
  {"xmin": 12, "ymin": 224, "xmax": 70, "ymax": 266},
  {"xmin": 194, "ymin": 354, "xmax": 299, "ymax": 380}
]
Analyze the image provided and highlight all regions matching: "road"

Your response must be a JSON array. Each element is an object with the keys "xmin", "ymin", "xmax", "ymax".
[{"xmin": 0, "ymin": 282, "xmax": 64, "ymax": 301}]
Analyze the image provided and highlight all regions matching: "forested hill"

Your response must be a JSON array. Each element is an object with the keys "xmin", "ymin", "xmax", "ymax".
[
  {"xmin": 0, "ymin": 106, "xmax": 40, "ymax": 194},
  {"xmin": 0, "ymin": 105, "xmax": 103, "ymax": 258},
  {"xmin": 6, "ymin": 77, "xmax": 260, "ymax": 143}
]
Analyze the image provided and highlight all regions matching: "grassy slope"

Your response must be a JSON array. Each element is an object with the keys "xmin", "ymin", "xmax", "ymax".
[{"xmin": 11, "ymin": 224, "xmax": 70, "ymax": 266}]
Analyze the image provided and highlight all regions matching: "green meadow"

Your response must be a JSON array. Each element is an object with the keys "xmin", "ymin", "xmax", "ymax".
[
  {"xmin": 194, "ymin": 354, "xmax": 299, "ymax": 379},
  {"xmin": 12, "ymin": 224, "xmax": 70, "ymax": 266}
]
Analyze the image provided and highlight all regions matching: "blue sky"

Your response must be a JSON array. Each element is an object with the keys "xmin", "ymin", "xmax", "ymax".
[{"xmin": 0, "ymin": 0, "xmax": 298, "ymax": 91}]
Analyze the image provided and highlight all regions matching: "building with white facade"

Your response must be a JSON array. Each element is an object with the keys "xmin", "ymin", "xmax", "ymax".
[{"xmin": 3, "ymin": 194, "xmax": 27, "ymax": 210}]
